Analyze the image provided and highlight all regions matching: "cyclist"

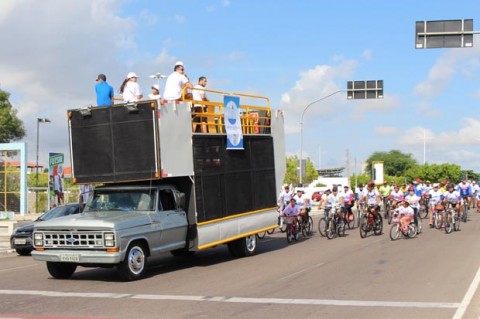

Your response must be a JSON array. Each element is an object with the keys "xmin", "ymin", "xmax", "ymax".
[
  {"xmin": 379, "ymin": 181, "xmax": 391, "ymax": 215},
  {"xmin": 389, "ymin": 184, "xmax": 404, "ymax": 210},
  {"xmin": 363, "ymin": 182, "xmax": 381, "ymax": 219},
  {"xmin": 443, "ymin": 183, "xmax": 462, "ymax": 220},
  {"xmin": 472, "ymin": 181, "xmax": 479, "ymax": 211},
  {"xmin": 343, "ymin": 185, "xmax": 354, "ymax": 222},
  {"xmin": 281, "ymin": 198, "xmax": 300, "ymax": 229},
  {"xmin": 277, "ymin": 185, "xmax": 293, "ymax": 228},
  {"xmin": 294, "ymin": 188, "xmax": 311, "ymax": 224},
  {"xmin": 404, "ymin": 186, "xmax": 420, "ymax": 228},
  {"xmin": 457, "ymin": 178, "xmax": 472, "ymax": 210},
  {"xmin": 355, "ymin": 183, "xmax": 367, "ymax": 210},
  {"xmin": 474, "ymin": 181, "xmax": 480, "ymax": 212},
  {"xmin": 395, "ymin": 199, "xmax": 415, "ymax": 232},
  {"xmin": 428, "ymin": 183, "xmax": 444, "ymax": 227},
  {"xmin": 326, "ymin": 186, "xmax": 344, "ymax": 228}
]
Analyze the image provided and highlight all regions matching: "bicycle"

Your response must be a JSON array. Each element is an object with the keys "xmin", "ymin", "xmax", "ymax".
[
  {"xmin": 356, "ymin": 202, "xmax": 367, "ymax": 228},
  {"xmin": 326, "ymin": 206, "xmax": 345, "ymax": 239},
  {"xmin": 418, "ymin": 195, "xmax": 429, "ymax": 219},
  {"xmin": 342, "ymin": 205, "xmax": 356, "ymax": 229},
  {"xmin": 462, "ymin": 196, "xmax": 469, "ymax": 223},
  {"xmin": 359, "ymin": 206, "xmax": 383, "ymax": 238},
  {"xmin": 285, "ymin": 215, "xmax": 300, "ymax": 243},
  {"xmin": 431, "ymin": 203, "xmax": 444, "ymax": 229},
  {"xmin": 444, "ymin": 202, "xmax": 461, "ymax": 234},
  {"xmin": 389, "ymin": 211, "xmax": 417, "ymax": 240},
  {"xmin": 299, "ymin": 211, "xmax": 314, "ymax": 236},
  {"xmin": 318, "ymin": 208, "xmax": 329, "ymax": 237}
]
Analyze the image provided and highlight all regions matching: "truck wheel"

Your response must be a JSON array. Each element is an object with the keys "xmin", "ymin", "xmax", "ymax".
[
  {"xmin": 16, "ymin": 248, "xmax": 32, "ymax": 256},
  {"xmin": 117, "ymin": 243, "xmax": 147, "ymax": 281},
  {"xmin": 228, "ymin": 235, "xmax": 257, "ymax": 258},
  {"xmin": 46, "ymin": 262, "xmax": 77, "ymax": 279}
]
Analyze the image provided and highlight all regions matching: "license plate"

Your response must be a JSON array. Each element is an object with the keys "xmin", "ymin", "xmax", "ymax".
[
  {"xmin": 60, "ymin": 253, "xmax": 80, "ymax": 262},
  {"xmin": 14, "ymin": 238, "xmax": 27, "ymax": 245}
]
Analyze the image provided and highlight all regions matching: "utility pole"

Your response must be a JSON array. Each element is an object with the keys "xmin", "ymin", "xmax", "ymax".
[{"xmin": 346, "ymin": 148, "xmax": 350, "ymax": 187}]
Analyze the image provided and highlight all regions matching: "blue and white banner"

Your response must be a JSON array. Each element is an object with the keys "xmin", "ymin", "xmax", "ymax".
[{"xmin": 223, "ymin": 95, "xmax": 243, "ymax": 150}]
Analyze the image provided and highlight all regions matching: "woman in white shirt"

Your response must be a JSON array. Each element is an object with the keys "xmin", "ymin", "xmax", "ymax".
[{"xmin": 120, "ymin": 72, "xmax": 143, "ymax": 102}]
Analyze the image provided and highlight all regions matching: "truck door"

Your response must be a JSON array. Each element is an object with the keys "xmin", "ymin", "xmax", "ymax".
[{"xmin": 156, "ymin": 189, "xmax": 188, "ymax": 250}]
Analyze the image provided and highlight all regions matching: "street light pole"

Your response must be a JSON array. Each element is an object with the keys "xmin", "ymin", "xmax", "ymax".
[
  {"xmin": 36, "ymin": 118, "xmax": 51, "ymax": 213},
  {"xmin": 299, "ymin": 90, "xmax": 343, "ymax": 185},
  {"xmin": 149, "ymin": 73, "xmax": 167, "ymax": 92}
]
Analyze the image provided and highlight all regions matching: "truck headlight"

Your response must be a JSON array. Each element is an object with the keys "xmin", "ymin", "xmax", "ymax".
[
  {"xmin": 34, "ymin": 233, "xmax": 44, "ymax": 247},
  {"xmin": 104, "ymin": 232, "xmax": 115, "ymax": 247}
]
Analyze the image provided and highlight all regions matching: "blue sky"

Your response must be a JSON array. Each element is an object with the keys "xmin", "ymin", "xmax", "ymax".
[{"xmin": 1, "ymin": 0, "xmax": 480, "ymax": 174}]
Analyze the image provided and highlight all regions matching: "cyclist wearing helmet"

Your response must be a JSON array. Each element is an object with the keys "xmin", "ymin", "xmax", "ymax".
[
  {"xmin": 404, "ymin": 185, "xmax": 420, "ymax": 227},
  {"xmin": 443, "ymin": 183, "xmax": 462, "ymax": 218},
  {"xmin": 363, "ymin": 182, "xmax": 381, "ymax": 216}
]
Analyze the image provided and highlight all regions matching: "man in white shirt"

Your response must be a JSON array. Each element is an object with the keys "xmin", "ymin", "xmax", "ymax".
[
  {"xmin": 192, "ymin": 76, "xmax": 209, "ymax": 133},
  {"xmin": 163, "ymin": 61, "xmax": 193, "ymax": 101}
]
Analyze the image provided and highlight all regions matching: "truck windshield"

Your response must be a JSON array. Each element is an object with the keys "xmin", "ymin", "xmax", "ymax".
[{"xmin": 84, "ymin": 190, "xmax": 155, "ymax": 212}]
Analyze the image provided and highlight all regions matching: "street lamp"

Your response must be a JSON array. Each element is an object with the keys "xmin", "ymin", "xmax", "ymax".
[
  {"xmin": 299, "ymin": 90, "xmax": 343, "ymax": 185},
  {"xmin": 36, "ymin": 118, "xmax": 51, "ymax": 213},
  {"xmin": 149, "ymin": 73, "xmax": 167, "ymax": 90}
]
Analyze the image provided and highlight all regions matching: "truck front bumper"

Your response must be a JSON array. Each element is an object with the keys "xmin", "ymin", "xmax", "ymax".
[{"xmin": 31, "ymin": 249, "xmax": 125, "ymax": 264}]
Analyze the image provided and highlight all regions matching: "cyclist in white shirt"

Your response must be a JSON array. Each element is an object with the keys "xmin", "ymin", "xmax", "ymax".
[
  {"xmin": 294, "ymin": 189, "xmax": 311, "ymax": 224},
  {"xmin": 428, "ymin": 183, "xmax": 444, "ymax": 227},
  {"xmin": 363, "ymin": 182, "xmax": 381, "ymax": 217}
]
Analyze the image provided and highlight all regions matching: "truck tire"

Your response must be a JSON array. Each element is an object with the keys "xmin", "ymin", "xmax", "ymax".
[
  {"xmin": 16, "ymin": 248, "xmax": 32, "ymax": 256},
  {"xmin": 117, "ymin": 243, "xmax": 147, "ymax": 281},
  {"xmin": 46, "ymin": 262, "xmax": 77, "ymax": 279},
  {"xmin": 228, "ymin": 235, "xmax": 257, "ymax": 258}
]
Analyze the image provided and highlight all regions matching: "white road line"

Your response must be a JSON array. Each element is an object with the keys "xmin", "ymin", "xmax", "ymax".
[
  {"xmin": 0, "ymin": 289, "xmax": 460, "ymax": 309},
  {"xmin": 279, "ymin": 262, "xmax": 325, "ymax": 281},
  {"xmin": 453, "ymin": 265, "xmax": 480, "ymax": 319}
]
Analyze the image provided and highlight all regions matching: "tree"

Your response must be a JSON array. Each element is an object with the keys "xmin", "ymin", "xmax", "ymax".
[
  {"xmin": 404, "ymin": 163, "xmax": 461, "ymax": 183},
  {"xmin": 284, "ymin": 155, "xmax": 318, "ymax": 186},
  {"xmin": 0, "ymin": 88, "xmax": 25, "ymax": 143},
  {"xmin": 365, "ymin": 150, "xmax": 417, "ymax": 177}
]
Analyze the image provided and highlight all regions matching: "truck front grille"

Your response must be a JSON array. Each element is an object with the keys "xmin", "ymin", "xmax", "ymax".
[{"xmin": 43, "ymin": 231, "xmax": 106, "ymax": 248}]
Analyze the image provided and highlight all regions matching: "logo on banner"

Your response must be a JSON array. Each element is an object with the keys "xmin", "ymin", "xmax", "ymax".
[{"xmin": 223, "ymin": 96, "xmax": 243, "ymax": 150}]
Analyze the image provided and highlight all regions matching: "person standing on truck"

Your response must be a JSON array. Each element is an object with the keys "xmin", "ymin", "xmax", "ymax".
[
  {"xmin": 120, "ymin": 72, "xmax": 143, "ymax": 102},
  {"xmin": 192, "ymin": 76, "xmax": 209, "ymax": 133},
  {"xmin": 163, "ymin": 61, "xmax": 193, "ymax": 101},
  {"xmin": 95, "ymin": 73, "xmax": 114, "ymax": 106},
  {"xmin": 148, "ymin": 84, "xmax": 161, "ymax": 100}
]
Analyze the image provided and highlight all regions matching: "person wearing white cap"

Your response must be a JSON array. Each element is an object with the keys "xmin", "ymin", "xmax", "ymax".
[
  {"xmin": 120, "ymin": 72, "xmax": 143, "ymax": 103},
  {"xmin": 163, "ymin": 61, "xmax": 193, "ymax": 101},
  {"xmin": 148, "ymin": 84, "xmax": 161, "ymax": 100}
]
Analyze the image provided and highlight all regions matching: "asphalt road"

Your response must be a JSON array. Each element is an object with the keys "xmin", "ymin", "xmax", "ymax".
[{"xmin": 1, "ymin": 211, "xmax": 480, "ymax": 319}]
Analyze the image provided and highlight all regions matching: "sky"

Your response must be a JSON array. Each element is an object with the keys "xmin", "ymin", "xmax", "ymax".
[{"xmin": 1, "ymin": 0, "xmax": 480, "ymax": 176}]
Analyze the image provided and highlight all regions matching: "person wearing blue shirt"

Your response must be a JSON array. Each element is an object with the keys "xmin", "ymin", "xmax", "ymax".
[{"xmin": 95, "ymin": 73, "xmax": 114, "ymax": 106}]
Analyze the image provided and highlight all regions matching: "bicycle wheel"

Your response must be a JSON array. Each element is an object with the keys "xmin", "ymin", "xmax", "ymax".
[
  {"xmin": 433, "ymin": 212, "xmax": 441, "ymax": 230},
  {"xmin": 280, "ymin": 219, "xmax": 287, "ymax": 233},
  {"xmin": 286, "ymin": 225, "xmax": 293, "ymax": 243},
  {"xmin": 359, "ymin": 216, "xmax": 368, "ymax": 238},
  {"xmin": 418, "ymin": 206, "xmax": 428, "ymax": 219},
  {"xmin": 318, "ymin": 218, "xmax": 327, "ymax": 237},
  {"xmin": 256, "ymin": 231, "xmax": 266, "ymax": 239},
  {"xmin": 266, "ymin": 228, "xmax": 275, "ymax": 235},
  {"xmin": 337, "ymin": 223, "xmax": 345, "ymax": 237},
  {"xmin": 294, "ymin": 224, "xmax": 300, "ymax": 241},
  {"xmin": 373, "ymin": 214, "xmax": 383, "ymax": 235},
  {"xmin": 326, "ymin": 218, "xmax": 335, "ymax": 239},
  {"xmin": 462, "ymin": 208, "xmax": 468, "ymax": 223},
  {"xmin": 346, "ymin": 212, "xmax": 355, "ymax": 229},
  {"xmin": 416, "ymin": 217, "xmax": 422, "ymax": 234},
  {"xmin": 306, "ymin": 216, "xmax": 314, "ymax": 235},
  {"xmin": 444, "ymin": 213, "xmax": 453, "ymax": 234},
  {"xmin": 387, "ymin": 210, "xmax": 393, "ymax": 225},
  {"xmin": 389, "ymin": 223, "xmax": 400, "ymax": 241},
  {"xmin": 408, "ymin": 223, "xmax": 418, "ymax": 238},
  {"xmin": 454, "ymin": 214, "xmax": 461, "ymax": 231}
]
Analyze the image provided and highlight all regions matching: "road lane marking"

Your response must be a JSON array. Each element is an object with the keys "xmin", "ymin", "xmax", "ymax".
[
  {"xmin": 279, "ymin": 262, "xmax": 325, "ymax": 281},
  {"xmin": 453, "ymin": 265, "xmax": 480, "ymax": 319},
  {"xmin": 0, "ymin": 289, "xmax": 459, "ymax": 309}
]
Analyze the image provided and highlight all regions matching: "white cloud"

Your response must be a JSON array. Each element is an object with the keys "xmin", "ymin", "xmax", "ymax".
[
  {"xmin": 362, "ymin": 49, "xmax": 372, "ymax": 60},
  {"xmin": 174, "ymin": 15, "xmax": 185, "ymax": 23},
  {"xmin": 374, "ymin": 126, "xmax": 397, "ymax": 135},
  {"xmin": 414, "ymin": 40, "xmax": 480, "ymax": 100}
]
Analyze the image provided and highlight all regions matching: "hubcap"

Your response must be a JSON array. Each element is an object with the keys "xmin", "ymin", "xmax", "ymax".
[
  {"xmin": 246, "ymin": 235, "xmax": 256, "ymax": 252},
  {"xmin": 128, "ymin": 246, "xmax": 145, "ymax": 275}
]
